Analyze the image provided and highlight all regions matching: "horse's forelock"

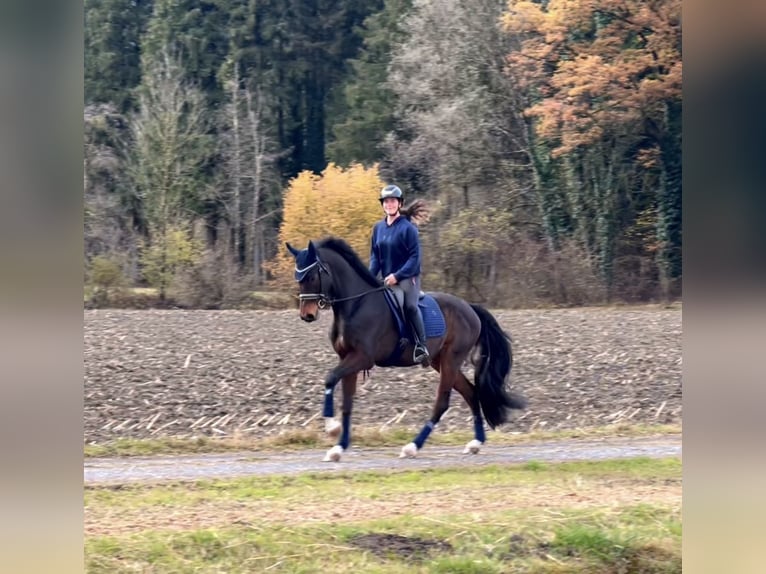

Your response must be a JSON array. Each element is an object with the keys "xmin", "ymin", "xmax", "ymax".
[{"xmin": 317, "ymin": 237, "xmax": 380, "ymax": 287}]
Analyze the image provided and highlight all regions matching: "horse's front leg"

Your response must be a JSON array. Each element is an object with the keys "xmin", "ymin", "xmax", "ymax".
[
  {"xmin": 323, "ymin": 372, "xmax": 357, "ymax": 462},
  {"xmin": 321, "ymin": 351, "xmax": 369, "ymax": 462}
]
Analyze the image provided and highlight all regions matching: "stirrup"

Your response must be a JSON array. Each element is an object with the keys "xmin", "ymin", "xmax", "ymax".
[{"xmin": 413, "ymin": 343, "xmax": 430, "ymax": 365}]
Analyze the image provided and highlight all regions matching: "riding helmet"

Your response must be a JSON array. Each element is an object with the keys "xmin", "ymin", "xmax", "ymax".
[{"xmin": 379, "ymin": 184, "xmax": 403, "ymax": 203}]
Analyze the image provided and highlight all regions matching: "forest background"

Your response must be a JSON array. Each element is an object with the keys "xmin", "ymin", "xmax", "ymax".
[{"xmin": 84, "ymin": 0, "xmax": 681, "ymax": 309}]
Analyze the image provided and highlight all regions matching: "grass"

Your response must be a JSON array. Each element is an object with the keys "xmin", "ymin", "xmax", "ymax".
[
  {"xmin": 87, "ymin": 512, "xmax": 681, "ymax": 573},
  {"xmin": 84, "ymin": 422, "xmax": 681, "ymax": 458},
  {"xmin": 85, "ymin": 457, "xmax": 681, "ymax": 573},
  {"xmin": 85, "ymin": 457, "xmax": 681, "ymax": 510}
]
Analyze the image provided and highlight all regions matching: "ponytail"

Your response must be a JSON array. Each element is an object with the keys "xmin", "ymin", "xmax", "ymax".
[{"xmin": 400, "ymin": 198, "xmax": 431, "ymax": 226}]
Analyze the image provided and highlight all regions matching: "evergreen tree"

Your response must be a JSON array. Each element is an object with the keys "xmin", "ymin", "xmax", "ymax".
[
  {"xmin": 328, "ymin": 0, "xmax": 410, "ymax": 166},
  {"xmin": 141, "ymin": 0, "xmax": 230, "ymax": 108},
  {"xmin": 84, "ymin": 0, "xmax": 154, "ymax": 112},
  {"xmin": 268, "ymin": 0, "xmax": 382, "ymax": 177}
]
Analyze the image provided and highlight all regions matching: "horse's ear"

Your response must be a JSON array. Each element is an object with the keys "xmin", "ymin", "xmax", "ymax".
[
  {"xmin": 307, "ymin": 240, "xmax": 317, "ymax": 258},
  {"xmin": 285, "ymin": 242, "xmax": 299, "ymax": 257}
]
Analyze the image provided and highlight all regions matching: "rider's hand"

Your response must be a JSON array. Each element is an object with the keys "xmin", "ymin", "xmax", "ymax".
[{"xmin": 384, "ymin": 274, "xmax": 398, "ymax": 286}]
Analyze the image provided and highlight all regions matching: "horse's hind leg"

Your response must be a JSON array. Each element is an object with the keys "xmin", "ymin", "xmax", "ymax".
[
  {"xmin": 324, "ymin": 372, "xmax": 357, "ymax": 462},
  {"xmin": 400, "ymin": 359, "xmax": 454, "ymax": 458},
  {"xmin": 453, "ymin": 372, "xmax": 486, "ymax": 454}
]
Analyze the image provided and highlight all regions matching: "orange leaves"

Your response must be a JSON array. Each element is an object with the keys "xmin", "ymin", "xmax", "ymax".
[
  {"xmin": 263, "ymin": 163, "xmax": 385, "ymax": 287},
  {"xmin": 502, "ymin": 0, "xmax": 682, "ymax": 154},
  {"xmin": 501, "ymin": 1, "xmax": 547, "ymax": 34}
]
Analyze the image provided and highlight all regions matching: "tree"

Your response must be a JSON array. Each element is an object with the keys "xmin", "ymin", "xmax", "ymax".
[
  {"xmin": 84, "ymin": 103, "xmax": 143, "ymax": 279},
  {"xmin": 385, "ymin": 0, "xmax": 532, "ymax": 211},
  {"xmin": 328, "ymin": 0, "xmax": 411, "ymax": 166},
  {"xmin": 501, "ymin": 0, "xmax": 682, "ymax": 297},
  {"xmin": 218, "ymin": 53, "xmax": 282, "ymax": 284},
  {"xmin": 85, "ymin": 0, "xmax": 154, "ymax": 112},
  {"xmin": 381, "ymin": 0, "xmax": 541, "ymax": 297},
  {"xmin": 264, "ymin": 163, "xmax": 384, "ymax": 287},
  {"xmin": 141, "ymin": 0, "xmax": 230, "ymax": 107},
  {"xmin": 128, "ymin": 48, "xmax": 212, "ymax": 300}
]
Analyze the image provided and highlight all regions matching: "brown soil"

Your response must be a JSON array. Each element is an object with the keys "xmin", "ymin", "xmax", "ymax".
[
  {"xmin": 348, "ymin": 533, "xmax": 452, "ymax": 561},
  {"xmin": 84, "ymin": 305, "xmax": 682, "ymax": 444}
]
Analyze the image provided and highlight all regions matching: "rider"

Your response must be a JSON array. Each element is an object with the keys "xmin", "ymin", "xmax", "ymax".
[{"xmin": 369, "ymin": 184, "xmax": 430, "ymax": 366}]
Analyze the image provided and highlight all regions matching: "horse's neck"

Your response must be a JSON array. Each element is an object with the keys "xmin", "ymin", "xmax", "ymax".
[
  {"xmin": 323, "ymin": 251, "xmax": 367, "ymax": 299},
  {"xmin": 323, "ymin": 250, "xmax": 383, "ymax": 326}
]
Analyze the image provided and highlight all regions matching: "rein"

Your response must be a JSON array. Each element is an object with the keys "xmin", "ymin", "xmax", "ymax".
[
  {"xmin": 296, "ymin": 257, "xmax": 388, "ymax": 309},
  {"xmin": 298, "ymin": 285, "xmax": 388, "ymax": 309}
]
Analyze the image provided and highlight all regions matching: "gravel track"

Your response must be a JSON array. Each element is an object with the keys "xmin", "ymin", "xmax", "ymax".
[
  {"xmin": 84, "ymin": 305, "xmax": 682, "ymax": 444},
  {"xmin": 84, "ymin": 435, "xmax": 682, "ymax": 484}
]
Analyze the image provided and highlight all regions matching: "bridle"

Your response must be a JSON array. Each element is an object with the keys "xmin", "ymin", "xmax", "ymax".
[{"xmin": 296, "ymin": 257, "xmax": 387, "ymax": 309}]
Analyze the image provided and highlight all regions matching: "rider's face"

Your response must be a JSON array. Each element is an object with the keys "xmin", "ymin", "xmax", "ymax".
[{"xmin": 382, "ymin": 197, "xmax": 400, "ymax": 216}]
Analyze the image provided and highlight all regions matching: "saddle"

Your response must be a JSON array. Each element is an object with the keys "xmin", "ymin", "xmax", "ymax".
[{"xmin": 380, "ymin": 286, "xmax": 446, "ymax": 366}]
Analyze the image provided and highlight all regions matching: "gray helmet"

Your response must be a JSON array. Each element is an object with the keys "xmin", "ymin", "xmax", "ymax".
[{"xmin": 379, "ymin": 184, "xmax": 403, "ymax": 203}]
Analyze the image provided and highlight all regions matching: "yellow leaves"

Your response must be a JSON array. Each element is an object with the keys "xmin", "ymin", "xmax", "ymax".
[
  {"xmin": 140, "ymin": 226, "xmax": 203, "ymax": 291},
  {"xmin": 263, "ymin": 163, "xmax": 385, "ymax": 287}
]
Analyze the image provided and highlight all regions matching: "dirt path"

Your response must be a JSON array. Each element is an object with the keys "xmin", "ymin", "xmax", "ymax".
[{"xmin": 84, "ymin": 434, "xmax": 681, "ymax": 485}]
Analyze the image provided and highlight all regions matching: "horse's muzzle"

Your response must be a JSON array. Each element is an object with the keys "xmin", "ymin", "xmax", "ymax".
[{"xmin": 301, "ymin": 313, "xmax": 317, "ymax": 322}]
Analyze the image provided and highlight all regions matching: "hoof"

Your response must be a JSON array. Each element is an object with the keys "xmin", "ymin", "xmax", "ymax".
[
  {"xmin": 463, "ymin": 439, "xmax": 483, "ymax": 454},
  {"xmin": 323, "ymin": 445, "xmax": 344, "ymax": 462},
  {"xmin": 399, "ymin": 442, "xmax": 418, "ymax": 458},
  {"xmin": 325, "ymin": 418, "xmax": 341, "ymax": 437}
]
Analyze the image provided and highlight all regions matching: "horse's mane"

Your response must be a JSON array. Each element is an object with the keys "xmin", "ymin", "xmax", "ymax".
[{"xmin": 317, "ymin": 237, "xmax": 382, "ymax": 288}]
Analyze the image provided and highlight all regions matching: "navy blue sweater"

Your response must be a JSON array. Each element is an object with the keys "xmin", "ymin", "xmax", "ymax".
[{"xmin": 369, "ymin": 216, "xmax": 421, "ymax": 281}]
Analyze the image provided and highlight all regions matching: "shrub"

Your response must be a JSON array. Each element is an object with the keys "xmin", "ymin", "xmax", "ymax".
[
  {"xmin": 86, "ymin": 255, "xmax": 127, "ymax": 307},
  {"xmin": 171, "ymin": 248, "xmax": 254, "ymax": 309},
  {"xmin": 263, "ymin": 163, "xmax": 384, "ymax": 287},
  {"xmin": 139, "ymin": 227, "xmax": 202, "ymax": 300}
]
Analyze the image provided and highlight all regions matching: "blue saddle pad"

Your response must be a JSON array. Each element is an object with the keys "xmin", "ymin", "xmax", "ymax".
[{"xmin": 382, "ymin": 290, "xmax": 446, "ymax": 342}]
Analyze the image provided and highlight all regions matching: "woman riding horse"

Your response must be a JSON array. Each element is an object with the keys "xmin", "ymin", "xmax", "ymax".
[
  {"xmin": 286, "ymin": 237, "xmax": 526, "ymax": 462},
  {"xmin": 369, "ymin": 184, "xmax": 430, "ymax": 365}
]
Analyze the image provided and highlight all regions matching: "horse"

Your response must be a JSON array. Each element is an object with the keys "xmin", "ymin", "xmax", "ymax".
[{"xmin": 286, "ymin": 237, "xmax": 527, "ymax": 462}]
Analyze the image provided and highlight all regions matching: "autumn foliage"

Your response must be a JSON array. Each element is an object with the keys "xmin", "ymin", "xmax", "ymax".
[
  {"xmin": 264, "ymin": 163, "xmax": 385, "ymax": 287},
  {"xmin": 499, "ymin": 0, "xmax": 682, "ymax": 298},
  {"xmin": 502, "ymin": 0, "xmax": 682, "ymax": 156}
]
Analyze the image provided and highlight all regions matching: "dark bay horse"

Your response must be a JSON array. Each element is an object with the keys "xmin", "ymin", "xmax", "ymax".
[{"xmin": 286, "ymin": 237, "xmax": 526, "ymax": 462}]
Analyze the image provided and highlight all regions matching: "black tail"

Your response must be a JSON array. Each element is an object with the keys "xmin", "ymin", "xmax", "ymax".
[{"xmin": 470, "ymin": 304, "xmax": 527, "ymax": 429}]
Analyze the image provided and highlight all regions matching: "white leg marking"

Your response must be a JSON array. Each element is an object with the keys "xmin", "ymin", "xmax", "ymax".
[
  {"xmin": 325, "ymin": 417, "xmax": 341, "ymax": 437},
  {"xmin": 323, "ymin": 444, "xmax": 344, "ymax": 462},
  {"xmin": 399, "ymin": 442, "xmax": 418, "ymax": 458},
  {"xmin": 463, "ymin": 439, "xmax": 483, "ymax": 454}
]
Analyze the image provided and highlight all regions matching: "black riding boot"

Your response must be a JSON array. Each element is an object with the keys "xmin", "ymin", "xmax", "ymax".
[{"xmin": 408, "ymin": 308, "xmax": 430, "ymax": 365}]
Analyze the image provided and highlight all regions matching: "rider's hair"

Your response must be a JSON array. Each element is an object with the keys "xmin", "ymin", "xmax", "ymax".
[{"xmin": 400, "ymin": 198, "xmax": 431, "ymax": 226}]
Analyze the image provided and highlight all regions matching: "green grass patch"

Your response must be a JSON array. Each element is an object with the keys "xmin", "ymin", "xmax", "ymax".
[
  {"xmin": 86, "ymin": 504, "xmax": 681, "ymax": 573},
  {"xmin": 85, "ymin": 457, "xmax": 681, "ymax": 510},
  {"xmin": 86, "ymin": 457, "xmax": 681, "ymax": 572},
  {"xmin": 85, "ymin": 423, "xmax": 681, "ymax": 458}
]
